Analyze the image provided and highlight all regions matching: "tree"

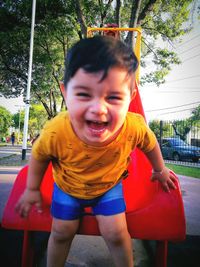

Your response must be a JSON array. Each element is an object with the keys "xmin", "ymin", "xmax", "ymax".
[
  {"xmin": 28, "ymin": 104, "xmax": 48, "ymax": 139},
  {"xmin": 0, "ymin": 0, "xmax": 198, "ymax": 118},
  {"xmin": 0, "ymin": 106, "xmax": 13, "ymax": 139},
  {"xmin": 172, "ymin": 121, "xmax": 191, "ymax": 141},
  {"xmin": 0, "ymin": 0, "xmax": 76, "ymax": 117},
  {"xmin": 172, "ymin": 105, "xmax": 200, "ymax": 141},
  {"xmin": 12, "ymin": 104, "xmax": 48, "ymax": 140},
  {"xmin": 12, "ymin": 108, "xmax": 25, "ymax": 141},
  {"xmin": 190, "ymin": 105, "xmax": 200, "ymax": 122},
  {"xmin": 149, "ymin": 119, "xmax": 170, "ymax": 140}
]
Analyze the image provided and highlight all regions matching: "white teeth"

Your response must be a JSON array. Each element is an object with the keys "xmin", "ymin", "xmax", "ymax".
[
  {"xmin": 90, "ymin": 128, "xmax": 106, "ymax": 133},
  {"xmin": 86, "ymin": 120, "xmax": 108, "ymax": 125}
]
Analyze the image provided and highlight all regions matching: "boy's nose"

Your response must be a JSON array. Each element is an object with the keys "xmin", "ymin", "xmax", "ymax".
[{"xmin": 90, "ymin": 100, "xmax": 108, "ymax": 115}]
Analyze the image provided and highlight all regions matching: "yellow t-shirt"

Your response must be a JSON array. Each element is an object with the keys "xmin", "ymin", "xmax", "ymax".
[{"xmin": 32, "ymin": 111, "xmax": 156, "ymax": 199}]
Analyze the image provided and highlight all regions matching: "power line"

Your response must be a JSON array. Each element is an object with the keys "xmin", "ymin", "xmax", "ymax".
[
  {"xmin": 166, "ymin": 74, "xmax": 200, "ymax": 83},
  {"xmin": 141, "ymin": 85, "xmax": 200, "ymax": 89},
  {"xmin": 179, "ymin": 43, "xmax": 200, "ymax": 55},
  {"xmin": 147, "ymin": 90, "xmax": 200, "ymax": 93},
  {"xmin": 182, "ymin": 53, "xmax": 200, "ymax": 62},
  {"xmin": 140, "ymin": 90, "xmax": 200, "ymax": 93},
  {"xmin": 141, "ymin": 75, "xmax": 200, "ymax": 86},
  {"xmin": 146, "ymin": 101, "xmax": 200, "ymax": 112},
  {"xmin": 162, "ymin": 86, "xmax": 200, "ymax": 89},
  {"xmin": 177, "ymin": 34, "xmax": 200, "ymax": 47},
  {"xmin": 157, "ymin": 107, "xmax": 196, "ymax": 116}
]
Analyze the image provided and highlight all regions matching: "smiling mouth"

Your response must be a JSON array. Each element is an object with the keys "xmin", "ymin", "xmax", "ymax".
[{"xmin": 86, "ymin": 120, "xmax": 108, "ymax": 132}]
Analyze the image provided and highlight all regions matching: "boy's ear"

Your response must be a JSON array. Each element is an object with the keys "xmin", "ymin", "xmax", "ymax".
[
  {"xmin": 60, "ymin": 82, "xmax": 66, "ymax": 99},
  {"xmin": 131, "ymin": 89, "xmax": 137, "ymax": 100}
]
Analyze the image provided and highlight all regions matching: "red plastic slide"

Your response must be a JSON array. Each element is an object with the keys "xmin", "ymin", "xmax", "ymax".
[{"xmin": 2, "ymin": 83, "xmax": 186, "ymax": 267}]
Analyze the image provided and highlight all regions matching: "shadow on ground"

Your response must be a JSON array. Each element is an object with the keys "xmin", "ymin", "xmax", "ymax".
[{"xmin": 1, "ymin": 225, "xmax": 200, "ymax": 267}]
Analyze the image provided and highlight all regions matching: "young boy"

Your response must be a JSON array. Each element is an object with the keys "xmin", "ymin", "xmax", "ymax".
[{"xmin": 15, "ymin": 36, "xmax": 176, "ymax": 267}]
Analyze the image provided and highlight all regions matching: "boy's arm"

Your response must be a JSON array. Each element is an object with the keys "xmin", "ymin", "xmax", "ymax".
[
  {"xmin": 26, "ymin": 155, "xmax": 49, "ymax": 190},
  {"xmin": 145, "ymin": 141, "xmax": 177, "ymax": 192},
  {"xmin": 15, "ymin": 154, "xmax": 50, "ymax": 217}
]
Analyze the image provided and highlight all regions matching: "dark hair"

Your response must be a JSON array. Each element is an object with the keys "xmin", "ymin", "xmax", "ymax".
[{"xmin": 64, "ymin": 35, "xmax": 138, "ymax": 87}]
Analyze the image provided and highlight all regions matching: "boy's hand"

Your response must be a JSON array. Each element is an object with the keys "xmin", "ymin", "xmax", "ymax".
[
  {"xmin": 151, "ymin": 167, "xmax": 177, "ymax": 193},
  {"xmin": 15, "ymin": 188, "xmax": 42, "ymax": 218}
]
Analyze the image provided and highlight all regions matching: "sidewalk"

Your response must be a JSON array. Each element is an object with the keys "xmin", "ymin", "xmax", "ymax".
[
  {"xmin": 0, "ymin": 161, "xmax": 200, "ymax": 266},
  {"xmin": 0, "ymin": 144, "xmax": 30, "ymax": 167}
]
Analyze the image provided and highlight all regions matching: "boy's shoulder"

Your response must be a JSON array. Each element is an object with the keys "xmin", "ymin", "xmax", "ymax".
[
  {"xmin": 127, "ymin": 112, "xmax": 145, "ymax": 123},
  {"xmin": 126, "ymin": 112, "xmax": 149, "ymax": 132},
  {"xmin": 53, "ymin": 110, "xmax": 69, "ymax": 120}
]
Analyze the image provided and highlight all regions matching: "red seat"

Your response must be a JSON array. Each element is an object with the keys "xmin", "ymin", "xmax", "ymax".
[{"xmin": 2, "ymin": 83, "xmax": 186, "ymax": 267}]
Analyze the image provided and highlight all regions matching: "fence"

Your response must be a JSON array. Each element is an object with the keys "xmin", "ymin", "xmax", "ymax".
[{"xmin": 149, "ymin": 120, "xmax": 200, "ymax": 166}]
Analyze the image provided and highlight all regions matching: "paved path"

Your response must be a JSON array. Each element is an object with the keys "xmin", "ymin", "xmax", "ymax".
[
  {"xmin": 0, "ymin": 144, "xmax": 31, "ymax": 159},
  {"xmin": 178, "ymin": 175, "xmax": 200, "ymax": 236},
  {"xmin": 0, "ymin": 167, "xmax": 20, "ymax": 221}
]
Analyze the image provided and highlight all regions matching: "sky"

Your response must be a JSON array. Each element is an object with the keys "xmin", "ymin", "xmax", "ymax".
[
  {"xmin": 140, "ymin": 5, "xmax": 200, "ymax": 122},
  {"xmin": 0, "ymin": 3, "xmax": 200, "ymax": 122}
]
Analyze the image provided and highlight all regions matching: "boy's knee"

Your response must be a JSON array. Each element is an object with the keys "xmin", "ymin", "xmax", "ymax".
[
  {"xmin": 51, "ymin": 219, "xmax": 79, "ymax": 242},
  {"xmin": 50, "ymin": 227, "xmax": 76, "ymax": 243},
  {"xmin": 101, "ymin": 224, "xmax": 129, "ymax": 244}
]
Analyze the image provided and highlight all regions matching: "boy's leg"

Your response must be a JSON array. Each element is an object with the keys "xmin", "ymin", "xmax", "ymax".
[
  {"xmin": 47, "ymin": 217, "xmax": 79, "ymax": 267},
  {"xmin": 96, "ymin": 213, "xmax": 133, "ymax": 267},
  {"xmin": 48, "ymin": 183, "xmax": 82, "ymax": 266}
]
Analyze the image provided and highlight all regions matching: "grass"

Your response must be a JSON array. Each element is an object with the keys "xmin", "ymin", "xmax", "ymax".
[
  {"xmin": 166, "ymin": 163, "xmax": 200, "ymax": 179},
  {"xmin": 0, "ymin": 143, "xmax": 8, "ymax": 147}
]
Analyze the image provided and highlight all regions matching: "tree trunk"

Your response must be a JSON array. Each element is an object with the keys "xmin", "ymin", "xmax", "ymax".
[
  {"xmin": 75, "ymin": 0, "xmax": 87, "ymax": 38},
  {"xmin": 115, "ymin": 0, "xmax": 121, "ymax": 26},
  {"xmin": 138, "ymin": 0, "xmax": 157, "ymax": 26},
  {"xmin": 99, "ymin": 0, "xmax": 114, "ymax": 26},
  {"xmin": 125, "ymin": 0, "xmax": 142, "ymax": 48},
  {"xmin": 35, "ymin": 92, "xmax": 52, "ymax": 119},
  {"xmin": 52, "ymin": 90, "xmax": 57, "ymax": 116}
]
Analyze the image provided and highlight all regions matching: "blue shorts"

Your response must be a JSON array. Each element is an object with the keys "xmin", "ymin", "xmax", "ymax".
[{"xmin": 51, "ymin": 182, "xmax": 126, "ymax": 220}]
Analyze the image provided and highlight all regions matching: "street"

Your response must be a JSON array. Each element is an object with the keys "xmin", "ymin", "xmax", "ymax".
[
  {"xmin": 0, "ymin": 144, "xmax": 31, "ymax": 159},
  {"xmin": 0, "ymin": 167, "xmax": 19, "ymax": 221}
]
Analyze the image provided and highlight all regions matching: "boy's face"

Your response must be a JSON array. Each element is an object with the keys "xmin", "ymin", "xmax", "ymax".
[{"xmin": 63, "ymin": 67, "xmax": 134, "ymax": 147}]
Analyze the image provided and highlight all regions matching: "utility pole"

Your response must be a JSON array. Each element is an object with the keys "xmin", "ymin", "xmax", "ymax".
[
  {"xmin": 22, "ymin": 0, "xmax": 36, "ymax": 160},
  {"xmin": 15, "ymin": 105, "xmax": 25, "ymax": 144}
]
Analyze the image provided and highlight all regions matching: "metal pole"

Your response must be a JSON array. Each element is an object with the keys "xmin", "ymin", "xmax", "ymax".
[
  {"xmin": 15, "ymin": 105, "xmax": 24, "ymax": 144},
  {"xmin": 22, "ymin": 0, "xmax": 36, "ymax": 160},
  {"xmin": 18, "ymin": 108, "xmax": 21, "ymax": 144},
  {"xmin": 160, "ymin": 120, "xmax": 163, "ymax": 153}
]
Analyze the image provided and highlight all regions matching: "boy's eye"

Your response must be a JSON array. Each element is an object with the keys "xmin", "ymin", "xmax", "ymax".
[
  {"xmin": 108, "ymin": 95, "xmax": 122, "ymax": 101},
  {"xmin": 76, "ymin": 92, "xmax": 90, "ymax": 97}
]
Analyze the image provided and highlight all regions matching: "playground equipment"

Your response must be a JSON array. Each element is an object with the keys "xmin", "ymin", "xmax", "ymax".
[{"xmin": 2, "ymin": 27, "xmax": 186, "ymax": 267}]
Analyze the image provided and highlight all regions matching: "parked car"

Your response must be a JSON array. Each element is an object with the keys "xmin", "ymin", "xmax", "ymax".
[{"xmin": 161, "ymin": 137, "xmax": 200, "ymax": 162}]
